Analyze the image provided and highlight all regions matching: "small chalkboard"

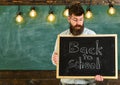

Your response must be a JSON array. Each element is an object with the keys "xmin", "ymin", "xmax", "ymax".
[{"xmin": 57, "ymin": 34, "xmax": 118, "ymax": 79}]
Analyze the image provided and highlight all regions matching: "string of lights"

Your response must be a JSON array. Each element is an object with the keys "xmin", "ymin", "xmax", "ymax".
[{"xmin": 15, "ymin": 0, "xmax": 117, "ymax": 24}]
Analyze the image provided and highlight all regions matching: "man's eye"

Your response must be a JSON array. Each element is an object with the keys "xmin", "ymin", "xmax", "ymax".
[
  {"xmin": 80, "ymin": 19, "xmax": 82, "ymax": 21},
  {"xmin": 73, "ymin": 19, "xmax": 77, "ymax": 21}
]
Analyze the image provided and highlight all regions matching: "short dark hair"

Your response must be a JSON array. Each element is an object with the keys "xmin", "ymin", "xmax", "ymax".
[{"xmin": 69, "ymin": 1, "xmax": 84, "ymax": 16}]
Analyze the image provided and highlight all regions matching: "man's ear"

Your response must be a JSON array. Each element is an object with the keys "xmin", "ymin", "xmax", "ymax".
[{"xmin": 67, "ymin": 16, "xmax": 70, "ymax": 23}]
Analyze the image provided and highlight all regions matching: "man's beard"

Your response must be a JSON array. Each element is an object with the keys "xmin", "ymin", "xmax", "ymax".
[{"xmin": 70, "ymin": 23, "xmax": 84, "ymax": 35}]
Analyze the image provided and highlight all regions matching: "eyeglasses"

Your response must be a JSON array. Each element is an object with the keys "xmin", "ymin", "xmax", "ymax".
[{"xmin": 70, "ymin": 17, "xmax": 83, "ymax": 22}]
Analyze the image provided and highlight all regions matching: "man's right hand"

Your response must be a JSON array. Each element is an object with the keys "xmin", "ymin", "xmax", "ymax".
[{"xmin": 52, "ymin": 52, "xmax": 58, "ymax": 65}]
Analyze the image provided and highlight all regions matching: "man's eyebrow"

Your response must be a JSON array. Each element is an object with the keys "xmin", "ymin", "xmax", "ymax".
[{"xmin": 71, "ymin": 17, "xmax": 77, "ymax": 19}]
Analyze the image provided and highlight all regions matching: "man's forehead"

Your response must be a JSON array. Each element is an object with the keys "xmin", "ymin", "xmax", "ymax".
[{"xmin": 70, "ymin": 14, "xmax": 84, "ymax": 18}]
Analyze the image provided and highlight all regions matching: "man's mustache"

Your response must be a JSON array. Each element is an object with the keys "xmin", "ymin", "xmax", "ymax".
[{"xmin": 75, "ymin": 25, "xmax": 82, "ymax": 27}]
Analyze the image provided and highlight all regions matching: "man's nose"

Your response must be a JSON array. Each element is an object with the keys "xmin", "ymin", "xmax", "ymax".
[
  {"xmin": 76, "ymin": 22, "xmax": 81, "ymax": 26},
  {"xmin": 76, "ymin": 20, "xmax": 81, "ymax": 24}
]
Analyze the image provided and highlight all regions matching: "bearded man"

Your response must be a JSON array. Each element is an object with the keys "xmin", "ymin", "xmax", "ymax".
[{"xmin": 51, "ymin": 1, "xmax": 104, "ymax": 85}]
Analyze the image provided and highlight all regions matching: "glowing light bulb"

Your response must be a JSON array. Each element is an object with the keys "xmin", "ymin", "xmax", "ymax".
[
  {"xmin": 16, "ymin": 13, "xmax": 24, "ymax": 23},
  {"xmin": 85, "ymin": 11, "xmax": 93, "ymax": 19},
  {"xmin": 63, "ymin": 9, "xmax": 69, "ymax": 17},
  {"xmin": 29, "ymin": 8, "xmax": 37, "ymax": 18},
  {"xmin": 108, "ymin": 7, "xmax": 116, "ymax": 15},
  {"xmin": 47, "ymin": 13, "xmax": 56, "ymax": 22}
]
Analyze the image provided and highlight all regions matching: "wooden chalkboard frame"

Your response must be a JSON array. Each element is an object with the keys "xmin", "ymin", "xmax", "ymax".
[{"xmin": 56, "ymin": 34, "xmax": 118, "ymax": 79}]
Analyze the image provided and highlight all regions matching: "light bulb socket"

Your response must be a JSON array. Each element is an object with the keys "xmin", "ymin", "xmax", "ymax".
[
  {"xmin": 109, "ymin": 3, "xmax": 113, "ymax": 8},
  {"xmin": 31, "ymin": 7, "xmax": 35, "ymax": 10},
  {"xmin": 49, "ymin": 11, "xmax": 54, "ymax": 14},
  {"xmin": 86, "ymin": 7, "xmax": 91, "ymax": 12},
  {"xmin": 65, "ymin": 5, "xmax": 69, "ymax": 9},
  {"xmin": 17, "ymin": 12, "xmax": 22, "ymax": 15}
]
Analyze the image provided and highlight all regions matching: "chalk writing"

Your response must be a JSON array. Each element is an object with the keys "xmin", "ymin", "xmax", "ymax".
[
  {"xmin": 69, "ymin": 40, "xmax": 103, "ymax": 56},
  {"xmin": 67, "ymin": 40, "xmax": 103, "ymax": 70},
  {"xmin": 67, "ymin": 56, "xmax": 101, "ymax": 70}
]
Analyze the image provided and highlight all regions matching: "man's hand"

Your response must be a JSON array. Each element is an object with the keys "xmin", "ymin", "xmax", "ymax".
[
  {"xmin": 52, "ymin": 52, "xmax": 58, "ymax": 65},
  {"xmin": 95, "ymin": 75, "xmax": 104, "ymax": 81}
]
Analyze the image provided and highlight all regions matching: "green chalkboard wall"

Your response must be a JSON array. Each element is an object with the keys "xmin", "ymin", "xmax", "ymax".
[{"xmin": 0, "ymin": 5, "xmax": 119, "ymax": 70}]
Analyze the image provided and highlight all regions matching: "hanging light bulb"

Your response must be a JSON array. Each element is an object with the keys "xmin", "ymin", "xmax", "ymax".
[
  {"xmin": 16, "ymin": 12, "xmax": 24, "ymax": 23},
  {"xmin": 63, "ymin": 6, "xmax": 69, "ymax": 17},
  {"xmin": 85, "ymin": 0, "xmax": 93, "ymax": 19},
  {"xmin": 29, "ymin": 7, "xmax": 37, "ymax": 18},
  {"xmin": 47, "ymin": 11, "xmax": 56, "ymax": 22},
  {"xmin": 108, "ymin": 3, "xmax": 116, "ymax": 15},
  {"xmin": 85, "ymin": 7, "xmax": 93, "ymax": 19},
  {"xmin": 15, "ymin": 6, "xmax": 24, "ymax": 23},
  {"xmin": 47, "ymin": 5, "xmax": 56, "ymax": 23}
]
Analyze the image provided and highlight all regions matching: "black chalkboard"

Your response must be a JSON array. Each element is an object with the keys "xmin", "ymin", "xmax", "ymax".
[{"xmin": 57, "ymin": 34, "xmax": 118, "ymax": 79}]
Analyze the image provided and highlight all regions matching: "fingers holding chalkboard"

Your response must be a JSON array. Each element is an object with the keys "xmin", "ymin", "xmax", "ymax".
[
  {"xmin": 52, "ymin": 52, "xmax": 59, "ymax": 65},
  {"xmin": 95, "ymin": 75, "xmax": 104, "ymax": 81}
]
